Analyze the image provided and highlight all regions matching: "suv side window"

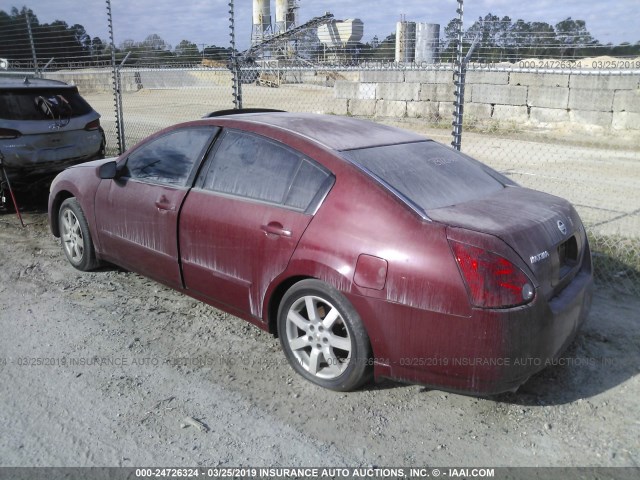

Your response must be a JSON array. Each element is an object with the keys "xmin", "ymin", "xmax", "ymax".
[
  {"xmin": 121, "ymin": 127, "xmax": 216, "ymax": 186},
  {"xmin": 200, "ymin": 130, "xmax": 331, "ymax": 211}
]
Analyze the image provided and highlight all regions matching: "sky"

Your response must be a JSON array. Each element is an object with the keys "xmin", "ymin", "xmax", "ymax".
[{"xmin": 2, "ymin": 0, "xmax": 637, "ymax": 50}]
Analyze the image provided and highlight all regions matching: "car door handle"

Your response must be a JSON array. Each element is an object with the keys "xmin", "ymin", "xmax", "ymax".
[
  {"xmin": 261, "ymin": 222, "xmax": 292, "ymax": 237},
  {"xmin": 155, "ymin": 196, "xmax": 175, "ymax": 211}
]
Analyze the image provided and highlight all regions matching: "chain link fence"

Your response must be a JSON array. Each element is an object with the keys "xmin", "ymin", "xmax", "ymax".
[{"xmin": 1, "ymin": 1, "xmax": 638, "ymax": 294}]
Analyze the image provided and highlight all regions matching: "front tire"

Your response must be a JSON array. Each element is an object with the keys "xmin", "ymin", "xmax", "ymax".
[
  {"xmin": 278, "ymin": 279, "xmax": 372, "ymax": 391},
  {"xmin": 59, "ymin": 197, "xmax": 99, "ymax": 271}
]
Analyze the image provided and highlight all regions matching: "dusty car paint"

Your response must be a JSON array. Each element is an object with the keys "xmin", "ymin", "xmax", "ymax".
[{"xmin": 48, "ymin": 112, "xmax": 593, "ymax": 394}]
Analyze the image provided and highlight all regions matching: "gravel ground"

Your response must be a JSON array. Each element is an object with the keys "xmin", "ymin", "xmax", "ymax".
[{"xmin": 0, "ymin": 205, "xmax": 638, "ymax": 468}]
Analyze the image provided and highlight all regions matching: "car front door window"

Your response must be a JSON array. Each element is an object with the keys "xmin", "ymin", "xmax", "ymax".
[
  {"xmin": 94, "ymin": 126, "xmax": 217, "ymax": 288},
  {"xmin": 122, "ymin": 128, "xmax": 214, "ymax": 186}
]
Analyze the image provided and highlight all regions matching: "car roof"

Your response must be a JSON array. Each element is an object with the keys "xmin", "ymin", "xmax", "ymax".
[
  {"xmin": 0, "ymin": 76, "xmax": 75, "ymax": 89},
  {"xmin": 216, "ymin": 112, "xmax": 427, "ymax": 151}
]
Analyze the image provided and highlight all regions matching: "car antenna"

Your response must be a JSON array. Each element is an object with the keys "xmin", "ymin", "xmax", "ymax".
[{"xmin": 0, "ymin": 149, "xmax": 25, "ymax": 227}]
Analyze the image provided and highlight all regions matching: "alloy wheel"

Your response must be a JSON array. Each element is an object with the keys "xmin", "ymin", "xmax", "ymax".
[
  {"xmin": 61, "ymin": 208, "xmax": 84, "ymax": 263},
  {"xmin": 284, "ymin": 295, "xmax": 353, "ymax": 379}
]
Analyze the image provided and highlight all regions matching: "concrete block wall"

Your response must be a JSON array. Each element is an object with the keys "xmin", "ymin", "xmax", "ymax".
[
  {"xmin": 42, "ymin": 68, "xmax": 640, "ymax": 131},
  {"xmin": 333, "ymin": 70, "xmax": 640, "ymax": 131},
  {"xmin": 335, "ymin": 70, "xmax": 455, "ymax": 123},
  {"xmin": 44, "ymin": 70, "xmax": 139, "ymax": 93},
  {"xmin": 44, "ymin": 68, "xmax": 233, "ymax": 93}
]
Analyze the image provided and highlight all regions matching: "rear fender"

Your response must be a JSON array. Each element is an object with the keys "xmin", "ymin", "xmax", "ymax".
[{"xmin": 262, "ymin": 257, "xmax": 356, "ymax": 333}]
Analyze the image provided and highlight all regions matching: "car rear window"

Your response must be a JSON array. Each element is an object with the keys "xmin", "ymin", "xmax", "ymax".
[
  {"xmin": 341, "ymin": 141, "xmax": 506, "ymax": 212},
  {"xmin": 0, "ymin": 88, "xmax": 93, "ymax": 120}
]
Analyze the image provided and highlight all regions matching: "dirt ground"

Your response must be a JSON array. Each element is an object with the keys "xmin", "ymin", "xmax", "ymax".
[{"xmin": 0, "ymin": 205, "xmax": 638, "ymax": 467}]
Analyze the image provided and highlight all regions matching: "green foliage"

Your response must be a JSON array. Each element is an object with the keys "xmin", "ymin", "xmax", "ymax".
[
  {"xmin": 203, "ymin": 45, "xmax": 232, "ymax": 61},
  {"xmin": 441, "ymin": 13, "xmax": 639, "ymax": 63},
  {"xmin": 367, "ymin": 33, "xmax": 396, "ymax": 61},
  {"xmin": 0, "ymin": 6, "xmax": 232, "ymax": 68},
  {"xmin": 0, "ymin": 6, "xmax": 108, "ymax": 68},
  {"xmin": 175, "ymin": 40, "xmax": 201, "ymax": 62}
]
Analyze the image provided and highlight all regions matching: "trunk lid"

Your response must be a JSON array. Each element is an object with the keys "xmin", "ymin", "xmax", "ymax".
[{"xmin": 428, "ymin": 186, "xmax": 587, "ymax": 298}]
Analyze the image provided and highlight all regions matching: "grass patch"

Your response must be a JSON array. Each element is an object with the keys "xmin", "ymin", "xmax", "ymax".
[
  {"xmin": 588, "ymin": 231, "xmax": 640, "ymax": 295},
  {"xmin": 463, "ymin": 117, "xmax": 523, "ymax": 135}
]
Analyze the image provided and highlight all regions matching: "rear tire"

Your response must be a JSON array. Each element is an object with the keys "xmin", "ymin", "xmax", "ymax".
[
  {"xmin": 278, "ymin": 279, "xmax": 372, "ymax": 391},
  {"xmin": 59, "ymin": 198, "xmax": 99, "ymax": 271}
]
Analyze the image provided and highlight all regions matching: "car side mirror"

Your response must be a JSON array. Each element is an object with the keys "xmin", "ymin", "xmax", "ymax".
[{"xmin": 98, "ymin": 160, "xmax": 118, "ymax": 179}]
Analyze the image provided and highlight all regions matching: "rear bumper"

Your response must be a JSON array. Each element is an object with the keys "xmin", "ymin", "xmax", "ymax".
[
  {"xmin": 1, "ymin": 129, "xmax": 104, "ymax": 188},
  {"xmin": 351, "ymin": 259, "xmax": 594, "ymax": 396},
  {"xmin": 2, "ymin": 151, "xmax": 104, "ymax": 189}
]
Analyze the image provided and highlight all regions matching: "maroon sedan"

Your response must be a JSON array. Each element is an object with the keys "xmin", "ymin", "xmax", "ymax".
[{"xmin": 48, "ymin": 112, "xmax": 593, "ymax": 394}]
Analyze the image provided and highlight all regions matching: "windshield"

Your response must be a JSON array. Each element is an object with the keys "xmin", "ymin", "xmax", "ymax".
[{"xmin": 341, "ymin": 141, "xmax": 506, "ymax": 212}]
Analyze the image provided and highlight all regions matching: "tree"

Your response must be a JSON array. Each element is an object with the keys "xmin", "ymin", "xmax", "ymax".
[
  {"xmin": 90, "ymin": 37, "xmax": 104, "ymax": 57},
  {"xmin": 142, "ymin": 33, "xmax": 170, "ymax": 51},
  {"xmin": 437, "ymin": 13, "xmax": 626, "ymax": 62},
  {"xmin": 370, "ymin": 33, "xmax": 395, "ymax": 61},
  {"xmin": 441, "ymin": 18, "xmax": 462, "ymax": 62},
  {"xmin": 494, "ymin": 16, "xmax": 513, "ymax": 61},
  {"xmin": 477, "ymin": 13, "xmax": 506, "ymax": 62},
  {"xmin": 554, "ymin": 17, "xmax": 595, "ymax": 58},
  {"xmin": 174, "ymin": 40, "xmax": 201, "ymax": 64},
  {"xmin": 507, "ymin": 19, "xmax": 532, "ymax": 61},
  {"xmin": 71, "ymin": 24, "xmax": 90, "ymax": 51},
  {"xmin": 203, "ymin": 44, "xmax": 232, "ymax": 61},
  {"xmin": 1, "ymin": 6, "xmax": 258, "ymax": 68},
  {"xmin": 528, "ymin": 22, "xmax": 556, "ymax": 58}
]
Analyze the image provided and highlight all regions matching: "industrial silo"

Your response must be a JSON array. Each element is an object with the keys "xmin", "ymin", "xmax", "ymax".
[
  {"xmin": 275, "ymin": 0, "xmax": 297, "ymax": 33},
  {"xmin": 415, "ymin": 23, "xmax": 440, "ymax": 63},
  {"xmin": 395, "ymin": 21, "xmax": 416, "ymax": 63},
  {"xmin": 252, "ymin": 0, "xmax": 272, "ymax": 44}
]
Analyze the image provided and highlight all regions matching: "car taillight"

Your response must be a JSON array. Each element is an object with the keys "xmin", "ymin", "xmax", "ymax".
[
  {"xmin": 84, "ymin": 119, "xmax": 101, "ymax": 131},
  {"xmin": 449, "ymin": 240, "xmax": 535, "ymax": 308},
  {"xmin": 0, "ymin": 128, "xmax": 22, "ymax": 139}
]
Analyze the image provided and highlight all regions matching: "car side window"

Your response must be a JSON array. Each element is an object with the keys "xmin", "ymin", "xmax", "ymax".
[
  {"xmin": 284, "ymin": 159, "xmax": 330, "ymax": 210},
  {"xmin": 121, "ymin": 127, "xmax": 215, "ymax": 186},
  {"xmin": 199, "ymin": 130, "xmax": 331, "ymax": 211}
]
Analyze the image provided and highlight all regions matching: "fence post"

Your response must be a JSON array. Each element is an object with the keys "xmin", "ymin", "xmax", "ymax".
[
  {"xmin": 451, "ymin": 0, "xmax": 465, "ymax": 151},
  {"xmin": 228, "ymin": 0, "xmax": 243, "ymax": 109},
  {"xmin": 106, "ymin": 0, "xmax": 125, "ymax": 154},
  {"xmin": 25, "ymin": 10, "xmax": 38, "ymax": 76}
]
